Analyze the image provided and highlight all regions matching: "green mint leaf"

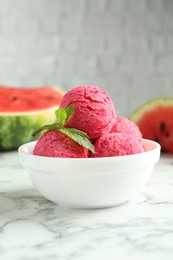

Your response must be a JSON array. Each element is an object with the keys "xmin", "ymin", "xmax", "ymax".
[
  {"xmin": 32, "ymin": 123, "xmax": 61, "ymax": 137},
  {"xmin": 59, "ymin": 127, "xmax": 95, "ymax": 153},
  {"xmin": 55, "ymin": 107, "xmax": 67, "ymax": 127},
  {"xmin": 64, "ymin": 104, "xmax": 74, "ymax": 124},
  {"xmin": 55, "ymin": 104, "xmax": 74, "ymax": 127}
]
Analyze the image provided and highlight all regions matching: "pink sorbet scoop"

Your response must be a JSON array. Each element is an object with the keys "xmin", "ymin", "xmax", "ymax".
[
  {"xmin": 111, "ymin": 116, "xmax": 143, "ymax": 141},
  {"xmin": 33, "ymin": 130, "xmax": 89, "ymax": 158},
  {"xmin": 92, "ymin": 116, "xmax": 144, "ymax": 157},
  {"xmin": 60, "ymin": 85, "xmax": 117, "ymax": 141},
  {"xmin": 92, "ymin": 132, "xmax": 144, "ymax": 158}
]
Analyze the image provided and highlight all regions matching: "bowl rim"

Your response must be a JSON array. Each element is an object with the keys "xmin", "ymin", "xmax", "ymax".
[{"xmin": 18, "ymin": 138, "xmax": 161, "ymax": 161}]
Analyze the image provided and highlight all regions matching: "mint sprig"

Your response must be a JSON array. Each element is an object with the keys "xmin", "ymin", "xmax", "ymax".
[
  {"xmin": 55, "ymin": 105, "xmax": 74, "ymax": 127},
  {"xmin": 32, "ymin": 104, "xmax": 95, "ymax": 153},
  {"xmin": 59, "ymin": 127, "xmax": 95, "ymax": 153}
]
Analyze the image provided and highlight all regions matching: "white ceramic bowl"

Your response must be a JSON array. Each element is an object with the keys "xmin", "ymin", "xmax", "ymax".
[{"xmin": 18, "ymin": 139, "xmax": 160, "ymax": 209}]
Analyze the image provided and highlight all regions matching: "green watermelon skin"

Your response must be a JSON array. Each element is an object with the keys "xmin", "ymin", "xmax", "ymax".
[
  {"xmin": 129, "ymin": 98, "xmax": 173, "ymax": 153},
  {"xmin": 0, "ymin": 109, "xmax": 58, "ymax": 151}
]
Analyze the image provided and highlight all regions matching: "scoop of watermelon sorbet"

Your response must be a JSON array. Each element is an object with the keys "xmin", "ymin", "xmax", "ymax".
[
  {"xmin": 92, "ymin": 132, "xmax": 144, "ymax": 158},
  {"xmin": 33, "ymin": 130, "xmax": 89, "ymax": 158},
  {"xmin": 92, "ymin": 116, "xmax": 144, "ymax": 157},
  {"xmin": 111, "ymin": 116, "xmax": 143, "ymax": 141},
  {"xmin": 60, "ymin": 85, "xmax": 117, "ymax": 141}
]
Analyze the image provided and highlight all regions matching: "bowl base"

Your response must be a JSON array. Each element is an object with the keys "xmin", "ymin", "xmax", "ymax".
[{"xmin": 56, "ymin": 200, "xmax": 129, "ymax": 210}]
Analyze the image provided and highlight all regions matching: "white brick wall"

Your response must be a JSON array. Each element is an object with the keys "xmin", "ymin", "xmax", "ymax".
[{"xmin": 0, "ymin": 0, "xmax": 173, "ymax": 116}]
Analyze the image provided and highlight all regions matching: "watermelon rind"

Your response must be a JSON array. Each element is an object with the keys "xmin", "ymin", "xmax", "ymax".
[
  {"xmin": 129, "ymin": 98, "xmax": 173, "ymax": 123},
  {"xmin": 0, "ymin": 106, "xmax": 59, "ymax": 151}
]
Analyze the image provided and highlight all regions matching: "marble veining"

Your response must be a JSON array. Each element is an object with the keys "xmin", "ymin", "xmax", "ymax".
[{"xmin": 0, "ymin": 152, "xmax": 173, "ymax": 260}]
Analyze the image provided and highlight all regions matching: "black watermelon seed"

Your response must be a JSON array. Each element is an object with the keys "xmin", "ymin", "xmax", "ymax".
[
  {"xmin": 165, "ymin": 132, "xmax": 170, "ymax": 137},
  {"xmin": 46, "ymin": 96, "xmax": 54, "ymax": 100},
  {"xmin": 160, "ymin": 122, "xmax": 166, "ymax": 132},
  {"xmin": 12, "ymin": 96, "xmax": 18, "ymax": 101}
]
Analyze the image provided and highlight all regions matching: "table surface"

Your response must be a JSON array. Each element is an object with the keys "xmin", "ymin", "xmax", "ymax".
[{"xmin": 0, "ymin": 151, "xmax": 173, "ymax": 260}]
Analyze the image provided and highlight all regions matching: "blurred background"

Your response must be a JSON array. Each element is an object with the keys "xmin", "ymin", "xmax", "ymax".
[{"xmin": 0, "ymin": 0, "xmax": 173, "ymax": 116}]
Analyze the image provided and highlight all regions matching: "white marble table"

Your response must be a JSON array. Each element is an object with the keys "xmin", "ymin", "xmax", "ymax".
[{"xmin": 0, "ymin": 151, "xmax": 173, "ymax": 260}]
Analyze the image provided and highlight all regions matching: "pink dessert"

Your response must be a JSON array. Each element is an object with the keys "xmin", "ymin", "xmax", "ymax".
[
  {"xmin": 92, "ymin": 116, "xmax": 144, "ymax": 157},
  {"xmin": 60, "ymin": 85, "xmax": 116, "ymax": 141},
  {"xmin": 33, "ymin": 85, "xmax": 144, "ymax": 158},
  {"xmin": 92, "ymin": 132, "xmax": 144, "ymax": 158},
  {"xmin": 111, "ymin": 116, "xmax": 143, "ymax": 141},
  {"xmin": 33, "ymin": 130, "xmax": 89, "ymax": 158}
]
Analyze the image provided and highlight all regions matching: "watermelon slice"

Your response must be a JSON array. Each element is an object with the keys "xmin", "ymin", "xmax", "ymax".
[
  {"xmin": 0, "ymin": 86, "xmax": 64, "ymax": 151},
  {"xmin": 129, "ymin": 98, "xmax": 173, "ymax": 153}
]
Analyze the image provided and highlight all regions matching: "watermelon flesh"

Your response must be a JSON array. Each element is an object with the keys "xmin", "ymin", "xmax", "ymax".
[
  {"xmin": 0, "ymin": 86, "xmax": 64, "ymax": 151},
  {"xmin": 129, "ymin": 98, "xmax": 173, "ymax": 153},
  {"xmin": 0, "ymin": 86, "xmax": 63, "ymax": 112}
]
